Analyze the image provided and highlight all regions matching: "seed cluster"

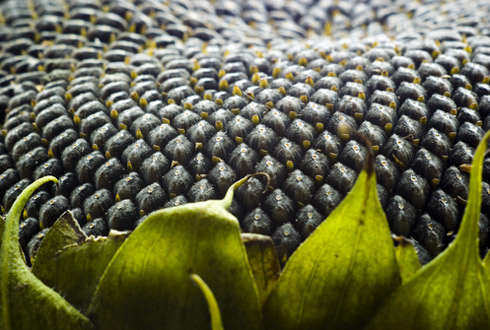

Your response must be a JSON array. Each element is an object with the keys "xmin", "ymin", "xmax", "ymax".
[{"xmin": 1, "ymin": 0, "xmax": 490, "ymax": 265}]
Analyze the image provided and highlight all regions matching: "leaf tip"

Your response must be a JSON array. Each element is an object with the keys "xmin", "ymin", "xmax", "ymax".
[
  {"xmin": 191, "ymin": 274, "xmax": 224, "ymax": 330},
  {"xmin": 222, "ymin": 173, "xmax": 270, "ymax": 208}
]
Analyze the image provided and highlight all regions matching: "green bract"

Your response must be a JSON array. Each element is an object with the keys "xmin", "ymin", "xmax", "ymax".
[
  {"xmin": 0, "ymin": 176, "xmax": 93, "ymax": 330},
  {"xmin": 87, "ymin": 176, "xmax": 263, "ymax": 330},
  {"xmin": 0, "ymin": 217, "xmax": 4, "ymax": 249},
  {"xmin": 394, "ymin": 237, "xmax": 421, "ymax": 284},
  {"xmin": 366, "ymin": 130, "xmax": 490, "ymax": 330},
  {"xmin": 31, "ymin": 211, "xmax": 87, "ymax": 275},
  {"xmin": 241, "ymin": 233, "xmax": 281, "ymax": 307},
  {"xmin": 263, "ymin": 154, "xmax": 400, "ymax": 330},
  {"xmin": 32, "ymin": 217, "xmax": 129, "ymax": 313},
  {"xmin": 191, "ymin": 274, "xmax": 224, "ymax": 330},
  {"xmin": 2, "ymin": 130, "xmax": 490, "ymax": 329}
]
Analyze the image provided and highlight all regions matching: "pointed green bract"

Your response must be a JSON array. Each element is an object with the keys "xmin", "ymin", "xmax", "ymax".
[
  {"xmin": 394, "ymin": 237, "xmax": 421, "ymax": 284},
  {"xmin": 191, "ymin": 274, "xmax": 224, "ymax": 330},
  {"xmin": 32, "ymin": 211, "xmax": 87, "ymax": 274},
  {"xmin": 263, "ymin": 168, "xmax": 401, "ymax": 330},
  {"xmin": 0, "ymin": 176, "xmax": 93, "ymax": 330},
  {"xmin": 366, "ymin": 130, "xmax": 490, "ymax": 330},
  {"xmin": 484, "ymin": 252, "xmax": 490, "ymax": 283},
  {"xmin": 88, "ymin": 176, "xmax": 263, "ymax": 330},
  {"xmin": 241, "ymin": 233, "xmax": 281, "ymax": 307},
  {"xmin": 0, "ymin": 217, "xmax": 4, "ymax": 249},
  {"xmin": 33, "ymin": 226, "xmax": 128, "ymax": 313}
]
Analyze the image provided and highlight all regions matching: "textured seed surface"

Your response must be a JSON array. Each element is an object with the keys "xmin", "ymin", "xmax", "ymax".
[{"xmin": 0, "ymin": 0, "xmax": 490, "ymax": 263}]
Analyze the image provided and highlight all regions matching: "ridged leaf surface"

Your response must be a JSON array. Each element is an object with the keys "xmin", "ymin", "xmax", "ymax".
[
  {"xmin": 0, "ymin": 176, "xmax": 93, "ymax": 330},
  {"xmin": 241, "ymin": 233, "xmax": 281, "ymax": 307},
  {"xmin": 394, "ymin": 238, "xmax": 421, "ymax": 284},
  {"xmin": 366, "ymin": 130, "xmax": 490, "ymax": 330},
  {"xmin": 32, "ymin": 224, "xmax": 128, "ymax": 313},
  {"xmin": 88, "ymin": 177, "xmax": 263, "ymax": 330},
  {"xmin": 263, "ymin": 164, "xmax": 401, "ymax": 330},
  {"xmin": 31, "ymin": 211, "xmax": 87, "ymax": 275},
  {"xmin": 0, "ymin": 217, "xmax": 3, "ymax": 251}
]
